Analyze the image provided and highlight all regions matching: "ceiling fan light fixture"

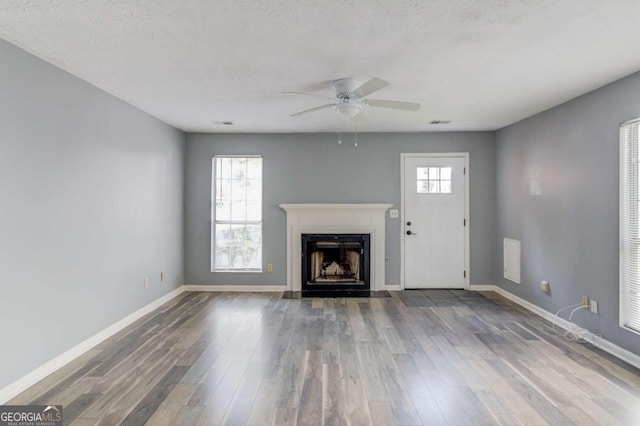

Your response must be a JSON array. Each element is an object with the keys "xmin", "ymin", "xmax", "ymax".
[{"xmin": 335, "ymin": 103, "xmax": 362, "ymax": 118}]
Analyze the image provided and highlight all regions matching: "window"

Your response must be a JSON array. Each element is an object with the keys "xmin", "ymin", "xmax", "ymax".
[
  {"xmin": 417, "ymin": 166, "xmax": 452, "ymax": 194},
  {"xmin": 212, "ymin": 156, "xmax": 262, "ymax": 271},
  {"xmin": 621, "ymin": 119, "xmax": 640, "ymax": 332}
]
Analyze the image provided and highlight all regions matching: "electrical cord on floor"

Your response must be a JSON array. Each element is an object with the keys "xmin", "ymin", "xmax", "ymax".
[
  {"xmin": 552, "ymin": 303, "xmax": 600, "ymax": 347},
  {"xmin": 564, "ymin": 306, "xmax": 589, "ymax": 342},
  {"xmin": 552, "ymin": 303, "xmax": 581, "ymax": 338}
]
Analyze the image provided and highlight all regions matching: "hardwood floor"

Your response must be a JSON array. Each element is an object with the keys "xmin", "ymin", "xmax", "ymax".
[{"xmin": 9, "ymin": 290, "xmax": 640, "ymax": 425}]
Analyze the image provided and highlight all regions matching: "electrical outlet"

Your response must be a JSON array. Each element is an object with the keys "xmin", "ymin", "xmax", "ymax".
[
  {"xmin": 590, "ymin": 300, "xmax": 599, "ymax": 314},
  {"xmin": 160, "ymin": 272, "xmax": 165, "ymax": 282},
  {"xmin": 144, "ymin": 277, "xmax": 149, "ymax": 289},
  {"xmin": 540, "ymin": 280, "xmax": 550, "ymax": 293},
  {"xmin": 267, "ymin": 263, "xmax": 273, "ymax": 272},
  {"xmin": 389, "ymin": 209, "xmax": 399, "ymax": 218},
  {"xmin": 581, "ymin": 296, "xmax": 589, "ymax": 308}
]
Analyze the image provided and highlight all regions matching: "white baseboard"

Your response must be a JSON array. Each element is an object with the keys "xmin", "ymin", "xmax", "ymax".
[
  {"xmin": 183, "ymin": 284, "xmax": 287, "ymax": 292},
  {"xmin": 0, "ymin": 286, "xmax": 185, "ymax": 404},
  {"xmin": 383, "ymin": 284, "xmax": 402, "ymax": 291},
  {"xmin": 475, "ymin": 285, "xmax": 640, "ymax": 370},
  {"xmin": 595, "ymin": 336, "xmax": 640, "ymax": 371},
  {"xmin": 469, "ymin": 285, "xmax": 499, "ymax": 292}
]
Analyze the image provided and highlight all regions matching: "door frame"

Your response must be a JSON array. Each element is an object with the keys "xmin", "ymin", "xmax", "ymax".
[{"xmin": 400, "ymin": 152, "xmax": 470, "ymax": 290}]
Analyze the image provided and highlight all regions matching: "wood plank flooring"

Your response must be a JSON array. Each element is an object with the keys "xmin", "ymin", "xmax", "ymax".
[{"xmin": 9, "ymin": 290, "xmax": 640, "ymax": 425}]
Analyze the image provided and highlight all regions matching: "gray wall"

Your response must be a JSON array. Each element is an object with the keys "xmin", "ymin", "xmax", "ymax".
[
  {"xmin": 185, "ymin": 132, "xmax": 496, "ymax": 287},
  {"xmin": 0, "ymin": 39, "xmax": 185, "ymax": 389},
  {"xmin": 496, "ymin": 71, "xmax": 640, "ymax": 354}
]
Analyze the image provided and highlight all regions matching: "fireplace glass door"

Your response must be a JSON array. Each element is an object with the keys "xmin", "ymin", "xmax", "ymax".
[{"xmin": 302, "ymin": 234, "xmax": 370, "ymax": 293}]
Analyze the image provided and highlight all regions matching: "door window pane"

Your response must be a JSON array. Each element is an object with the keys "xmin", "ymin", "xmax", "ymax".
[
  {"xmin": 417, "ymin": 166, "xmax": 452, "ymax": 194},
  {"xmin": 441, "ymin": 167, "xmax": 451, "ymax": 180}
]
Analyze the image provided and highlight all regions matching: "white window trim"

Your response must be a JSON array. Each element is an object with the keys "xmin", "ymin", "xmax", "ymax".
[
  {"xmin": 211, "ymin": 155, "xmax": 263, "ymax": 273},
  {"xmin": 620, "ymin": 118, "xmax": 640, "ymax": 335}
]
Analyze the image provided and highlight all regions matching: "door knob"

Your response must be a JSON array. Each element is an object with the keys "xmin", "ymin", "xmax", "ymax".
[
  {"xmin": 406, "ymin": 230, "xmax": 417, "ymax": 235},
  {"xmin": 406, "ymin": 221, "xmax": 411, "ymax": 226}
]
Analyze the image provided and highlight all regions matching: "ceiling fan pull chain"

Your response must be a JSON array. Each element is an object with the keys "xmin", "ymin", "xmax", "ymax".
[{"xmin": 355, "ymin": 117, "xmax": 358, "ymax": 147}]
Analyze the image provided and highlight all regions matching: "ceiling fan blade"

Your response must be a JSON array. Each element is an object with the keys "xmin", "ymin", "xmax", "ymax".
[
  {"xmin": 284, "ymin": 91, "xmax": 335, "ymax": 101},
  {"xmin": 290, "ymin": 103, "xmax": 336, "ymax": 117},
  {"xmin": 353, "ymin": 78, "xmax": 390, "ymax": 97},
  {"xmin": 367, "ymin": 99, "xmax": 421, "ymax": 111}
]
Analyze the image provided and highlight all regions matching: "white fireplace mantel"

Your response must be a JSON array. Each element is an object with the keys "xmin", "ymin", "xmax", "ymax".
[{"xmin": 280, "ymin": 203, "xmax": 392, "ymax": 292}]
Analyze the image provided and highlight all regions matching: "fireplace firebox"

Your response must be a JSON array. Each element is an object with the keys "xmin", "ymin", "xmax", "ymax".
[{"xmin": 301, "ymin": 234, "xmax": 370, "ymax": 296}]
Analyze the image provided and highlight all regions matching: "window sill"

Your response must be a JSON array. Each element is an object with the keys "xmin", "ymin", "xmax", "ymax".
[{"xmin": 620, "ymin": 323, "xmax": 640, "ymax": 337}]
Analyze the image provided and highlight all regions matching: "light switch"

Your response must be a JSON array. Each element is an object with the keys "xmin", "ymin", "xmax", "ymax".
[{"xmin": 389, "ymin": 209, "xmax": 399, "ymax": 218}]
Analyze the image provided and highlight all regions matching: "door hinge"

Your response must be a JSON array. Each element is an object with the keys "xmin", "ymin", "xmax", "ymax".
[
  {"xmin": 464, "ymin": 270, "xmax": 466, "ymax": 278},
  {"xmin": 463, "ymin": 218, "xmax": 466, "ymax": 227},
  {"xmin": 464, "ymin": 167, "xmax": 466, "ymax": 175}
]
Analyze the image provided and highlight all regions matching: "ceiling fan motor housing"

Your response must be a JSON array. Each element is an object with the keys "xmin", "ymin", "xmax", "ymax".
[
  {"xmin": 333, "ymin": 79, "xmax": 364, "ymax": 117},
  {"xmin": 333, "ymin": 78, "xmax": 362, "ymax": 99}
]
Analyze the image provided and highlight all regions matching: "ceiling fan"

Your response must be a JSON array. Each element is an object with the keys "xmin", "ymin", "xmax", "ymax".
[{"xmin": 288, "ymin": 78, "xmax": 421, "ymax": 118}]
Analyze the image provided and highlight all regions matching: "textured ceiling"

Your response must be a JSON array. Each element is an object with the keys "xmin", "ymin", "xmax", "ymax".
[{"xmin": 2, "ymin": 0, "xmax": 640, "ymax": 132}]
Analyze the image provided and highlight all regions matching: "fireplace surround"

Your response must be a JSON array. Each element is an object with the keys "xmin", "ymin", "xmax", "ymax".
[{"xmin": 280, "ymin": 204, "xmax": 392, "ymax": 293}]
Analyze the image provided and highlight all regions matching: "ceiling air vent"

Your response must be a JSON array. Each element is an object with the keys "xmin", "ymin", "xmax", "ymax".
[
  {"xmin": 213, "ymin": 121, "xmax": 234, "ymax": 126},
  {"xmin": 430, "ymin": 120, "xmax": 451, "ymax": 124}
]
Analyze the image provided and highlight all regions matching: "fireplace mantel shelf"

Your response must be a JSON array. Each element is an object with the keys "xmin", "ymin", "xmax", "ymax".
[
  {"xmin": 280, "ymin": 203, "xmax": 393, "ymax": 211},
  {"xmin": 280, "ymin": 203, "xmax": 392, "ymax": 292}
]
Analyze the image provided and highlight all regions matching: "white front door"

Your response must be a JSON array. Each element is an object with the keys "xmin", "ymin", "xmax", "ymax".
[{"xmin": 403, "ymin": 155, "xmax": 467, "ymax": 289}]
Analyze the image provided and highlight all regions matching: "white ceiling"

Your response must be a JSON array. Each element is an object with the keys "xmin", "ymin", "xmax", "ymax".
[{"xmin": 2, "ymin": 0, "xmax": 640, "ymax": 133}]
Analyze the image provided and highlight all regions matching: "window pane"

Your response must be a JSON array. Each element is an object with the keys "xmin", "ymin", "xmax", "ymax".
[
  {"xmin": 216, "ymin": 178, "xmax": 231, "ymax": 201},
  {"xmin": 215, "ymin": 178, "xmax": 222, "ymax": 201},
  {"xmin": 417, "ymin": 180, "xmax": 428, "ymax": 193},
  {"xmin": 220, "ymin": 224, "xmax": 261, "ymax": 269},
  {"xmin": 246, "ymin": 179, "xmax": 261, "ymax": 200},
  {"xmin": 232, "ymin": 158, "xmax": 247, "ymax": 179},
  {"xmin": 247, "ymin": 158, "xmax": 261, "ymax": 179},
  {"xmin": 230, "ymin": 199, "xmax": 247, "ymax": 221},
  {"xmin": 231, "ymin": 176, "xmax": 247, "ymax": 201},
  {"xmin": 215, "ymin": 178, "xmax": 231, "ymax": 221},
  {"xmin": 214, "ymin": 224, "xmax": 232, "ymax": 269},
  {"xmin": 429, "ymin": 167, "xmax": 440, "ymax": 179},
  {"xmin": 217, "ymin": 157, "xmax": 232, "ymax": 179},
  {"xmin": 245, "ymin": 224, "xmax": 262, "ymax": 268},
  {"xmin": 215, "ymin": 199, "xmax": 231, "ymax": 222},
  {"xmin": 440, "ymin": 167, "xmax": 452, "ymax": 180},
  {"xmin": 441, "ymin": 180, "xmax": 452, "ymax": 193},
  {"xmin": 428, "ymin": 181, "xmax": 439, "ymax": 193},
  {"xmin": 417, "ymin": 167, "xmax": 429, "ymax": 179}
]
